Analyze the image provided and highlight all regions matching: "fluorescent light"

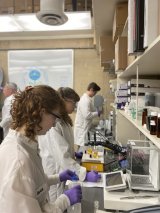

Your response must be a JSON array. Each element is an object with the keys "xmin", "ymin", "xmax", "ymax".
[{"xmin": 0, "ymin": 12, "xmax": 91, "ymax": 32}]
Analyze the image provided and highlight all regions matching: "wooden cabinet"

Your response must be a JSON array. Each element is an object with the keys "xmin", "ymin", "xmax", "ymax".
[
  {"xmin": 115, "ymin": 36, "xmax": 127, "ymax": 71},
  {"xmin": 99, "ymin": 35, "xmax": 115, "ymax": 69}
]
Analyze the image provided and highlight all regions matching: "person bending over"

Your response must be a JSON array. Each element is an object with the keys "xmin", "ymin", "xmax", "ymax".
[
  {"xmin": 0, "ymin": 85, "xmax": 82, "ymax": 213},
  {"xmin": 39, "ymin": 87, "xmax": 101, "ymax": 202}
]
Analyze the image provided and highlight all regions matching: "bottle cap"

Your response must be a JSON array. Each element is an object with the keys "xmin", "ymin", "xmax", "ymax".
[
  {"xmin": 143, "ymin": 108, "xmax": 147, "ymax": 112},
  {"xmin": 71, "ymin": 173, "xmax": 79, "ymax": 181}
]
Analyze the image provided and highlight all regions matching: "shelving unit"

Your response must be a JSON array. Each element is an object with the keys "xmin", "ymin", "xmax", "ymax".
[
  {"xmin": 118, "ymin": 110, "xmax": 160, "ymax": 148},
  {"xmin": 115, "ymin": 19, "xmax": 160, "ymax": 147},
  {"xmin": 119, "ymin": 35, "xmax": 160, "ymax": 78}
]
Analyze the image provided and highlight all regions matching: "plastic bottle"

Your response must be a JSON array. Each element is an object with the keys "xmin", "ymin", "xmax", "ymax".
[
  {"xmin": 157, "ymin": 113, "xmax": 160, "ymax": 138},
  {"xmin": 124, "ymin": 102, "xmax": 129, "ymax": 114},
  {"xmin": 67, "ymin": 179, "xmax": 81, "ymax": 213}
]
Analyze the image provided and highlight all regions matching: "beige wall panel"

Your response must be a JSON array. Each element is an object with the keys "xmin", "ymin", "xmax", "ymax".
[
  {"xmin": 74, "ymin": 49, "xmax": 115, "ymax": 118},
  {"xmin": 0, "ymin": 38, "xmax": 94, "ymax": 50}
]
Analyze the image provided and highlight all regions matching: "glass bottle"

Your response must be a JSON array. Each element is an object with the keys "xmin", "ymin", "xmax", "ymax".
[
  {"xmin": 150, "ymin": 120, "xmax": 156, "ymax": 135},
  {"xmin": 150, "ymin": 111, "xmax": 158, "ymax": 124},
  {"xmin": 157, "ymin": 113, "xmax": 160, "ymax": 138},
  {"xmin": 142, "ymin": 108, "xmax": 148, "ymax": 127}
]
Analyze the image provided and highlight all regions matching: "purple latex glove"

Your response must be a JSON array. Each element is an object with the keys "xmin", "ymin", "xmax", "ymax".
[
  {"xmin": 85, "ymin": 171, "xmax": 101, "ymax": 182},
  {"xmin": 75, "ymin": 151, "xmax": 83, "ymax": 159},
  {"xmin": 64, "ymin": 185, "xmax": 82, "ymax": 205},
  {"xmin": 59, "ymin": 169, "xmax": 79, "ymax": 182}
]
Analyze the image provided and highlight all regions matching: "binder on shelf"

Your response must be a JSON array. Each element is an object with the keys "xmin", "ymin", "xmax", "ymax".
[{"xmin": 133, "ymin": 0, "xmax": 145, "ymax": 53}]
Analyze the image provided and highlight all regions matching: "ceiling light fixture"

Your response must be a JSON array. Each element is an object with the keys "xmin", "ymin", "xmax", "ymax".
[
  {"xmin": 36, "ymin": 0, "xmax": 68, "ymax": 26},
  {"xmin": 0, "ymin": 12, "xmax": 91, "ymax": 32}
]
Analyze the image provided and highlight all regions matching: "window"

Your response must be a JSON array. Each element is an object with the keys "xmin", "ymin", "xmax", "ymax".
[{"xmin": 8, "ymin": 49, "xmax": 73, "ymax": 90}]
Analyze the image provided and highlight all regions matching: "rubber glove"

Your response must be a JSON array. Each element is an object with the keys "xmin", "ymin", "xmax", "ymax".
[
  {"xmin": 64, "ymin": 185, "xmax": 82, "ymax": 205},
  {"xmin": 59, "ymin": 169, "xmax": 79, "ymax": 182},
  {"xmin": 85, "ymin": 171, "xmax": 101, "ymax": 182},
  {"xmin": 119, "ymin": 159, "xmax": 129, "ymax": 169},
  {"xmin": 75, "ymin": 151, "xmax": 83, "ymax": 159}
]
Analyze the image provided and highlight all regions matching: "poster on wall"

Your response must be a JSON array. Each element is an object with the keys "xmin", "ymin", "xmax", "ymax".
[{"xmin": 8, "ymin": 49, "xmax": 73, "ymax": 90}]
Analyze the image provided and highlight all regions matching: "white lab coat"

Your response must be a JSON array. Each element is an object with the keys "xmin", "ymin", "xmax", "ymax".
[
  {"xmin": 39, "ymin": 120, "xmax": 86, "ymax": 202},
  {"xmin": 0, "ymin": 129, "xmax": 70, "ymax": 213},
  {"xmin": 0, "ymin": 94, "xmax": 14, "ymax": 137},
  {"xmin": 74, "ymin": 93, "xmax": 98, "ymax": 146}
]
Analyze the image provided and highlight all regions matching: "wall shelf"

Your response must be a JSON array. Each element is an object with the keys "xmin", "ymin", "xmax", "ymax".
[
  {"xmin": 118, "ymin": 110, "xmax": 160, "ymax": 149},
  {"xmin": 119, "ymin": 35, "xmax": 160, "ymax": 78}
]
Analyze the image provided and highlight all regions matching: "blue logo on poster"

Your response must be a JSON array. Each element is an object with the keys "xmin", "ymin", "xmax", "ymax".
[{"xmin": 29, "ymin": 69, "xmax": 41, "ymax": 81}]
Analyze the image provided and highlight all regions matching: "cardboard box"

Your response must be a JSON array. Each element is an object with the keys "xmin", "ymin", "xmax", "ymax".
[
  {"xmin": 115, "ymin": 36, "xmax": 127, "ymax": 71},
  {"xmin": 99, "ymin": 35, "xmax": 115, "ymax": 68},
  {"xmin": 14, "ymin": 0, "xmax": 33, "ymax": 13},
  {"xmin": 112, "ymin": 2, "xmax": 128, "ymax": 43}
]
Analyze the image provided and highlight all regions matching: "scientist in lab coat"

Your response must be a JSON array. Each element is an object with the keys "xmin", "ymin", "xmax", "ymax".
[
  {"xmin": 0, "ymin": 85, "xmax": 82, "ymax": 213},
  {"xmin": 74, "ymin": 82, "xmax": 101, "ymax": 151},
  {"xmin": 39, "ymin": 87, "xmax": 101, "ymax": 202},
  {"xmin": 0, "ymin": 82, "xmax": 17, "ymax": 138}
]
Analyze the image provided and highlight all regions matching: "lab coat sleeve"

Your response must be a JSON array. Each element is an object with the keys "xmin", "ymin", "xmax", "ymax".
[
  {"xmin": 0, "ymin": 96, "xmax": 13, "ymax": 128},
  {"xmin": 0, "ymin": 116, "xmax": 12, "ymax": 128},
  {"xmin": 80, "ymin": 98, "xmax": 98, "ymax": 120},
  {"xmin": 46, "ymin": 174, "xmax": 61, "ymax": 186},
  {"xmin": 42, "ymin": 194, "xmax": 70, "ymax": 213},
  {"xmin": 1, "ymin": 169, "xmax": 70, "ymax": 213},
  {"xmin": 48, "ymin": 129, "xmax": 87, "ymax": 181}
]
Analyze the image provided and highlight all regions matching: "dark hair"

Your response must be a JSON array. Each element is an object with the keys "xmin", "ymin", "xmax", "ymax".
[
  {"xmin": 58, "ymin": 87, "xmax": 80, "ymax": 102},
  {"xmin": 87, "ymin": 82, "xmax": 101, "ymax": 91},
  {"xmin": 10, "ymin": 85, "xmax": 64, "ymax": 141},
  {"xmin": 57, "ymin": 87, "xmax": 80, "ymax": 126}
]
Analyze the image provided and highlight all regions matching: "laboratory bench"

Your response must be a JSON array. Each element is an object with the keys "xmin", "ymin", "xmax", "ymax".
[
  {"xmin": 81, "ymin": 180, "xmax": 160, "ymax": 213},
  {"xmin": 78, "ymin": 145, "xmax": 118, "ymax": 213},
  {"xmin": 81, "ymin": 186, "xmax": 105, "ymax": 213},
  {"xmin": 79, "ymin": 145, "xmax": 119, "ymax": 213},
  {"xmin": 79, "ymin": 145, "xmax": 160, "ymax": 213}
]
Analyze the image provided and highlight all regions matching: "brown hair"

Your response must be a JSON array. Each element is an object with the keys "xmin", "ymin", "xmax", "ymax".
[
  {"xmin": 58, "ymin": 87, "xmax": 80, "ymax": 102},
  {"xmin": 11, "ymin": 85, "xmax": 64, "ymax": 141},
  {"xmin": 57, "ymin": 87, "xmax": 80, "ymax": 126},
  {"xmin": 87, "ymin": 82, "xmax": 101, "ymax": 91}
]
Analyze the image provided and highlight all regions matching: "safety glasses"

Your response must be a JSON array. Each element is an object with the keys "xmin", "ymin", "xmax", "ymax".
[
  {"xmin": 48, "ymin": 111, "xmax": 61, "ymax": 119},
  {"xmin": 64, "ymin": 99, "xmax": 77, "ymax": 107}
]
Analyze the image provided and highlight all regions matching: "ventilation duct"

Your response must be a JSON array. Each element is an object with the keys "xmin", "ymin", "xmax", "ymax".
[{"xmin": 36, "ymin": 0, "xmax": 68, "ymax": 26}]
